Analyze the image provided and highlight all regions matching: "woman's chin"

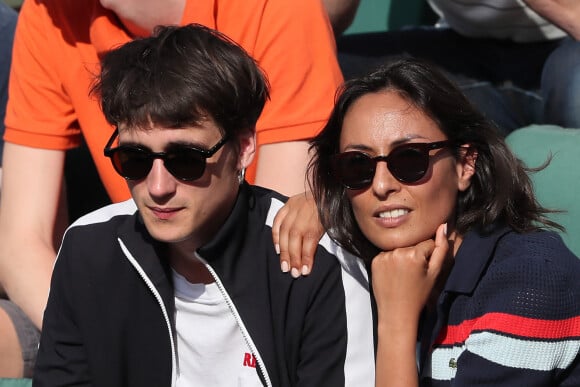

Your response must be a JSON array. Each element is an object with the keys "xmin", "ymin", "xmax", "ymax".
[{"xmin": 371, "ymin": 233, "xmax": 434, "ymax": 252}]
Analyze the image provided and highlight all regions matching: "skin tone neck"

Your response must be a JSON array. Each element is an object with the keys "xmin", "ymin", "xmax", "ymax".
[
  {"xmin": 169, "ymin": 249, "xmax": 216, "ymax": 285},
  {"xmin": 99, "ymin": 0, "xmax": 186, "ymax": 37}
]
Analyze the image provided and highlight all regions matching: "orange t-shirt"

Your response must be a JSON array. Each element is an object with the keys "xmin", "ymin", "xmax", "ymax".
[{"xmin": 5, "ymin": 0, "xmax": 342, "ymax": 202}]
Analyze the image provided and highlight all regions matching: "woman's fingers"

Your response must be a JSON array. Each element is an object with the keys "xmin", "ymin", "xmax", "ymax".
[{"xmin": 272, "ymin": 192, "xmax": 324, "ymax": 277}]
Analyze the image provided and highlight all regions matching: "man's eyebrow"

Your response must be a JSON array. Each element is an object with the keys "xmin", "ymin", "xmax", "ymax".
[
  {"xmin": 118, "ymin": 140, "xmax": 213, "ymax": 150},
  {"xmin": 168, "ymin": 140, "xmax": 214, "ymax": 149},
  {"xmin": 118, "ymin": 140, "xmax": 150, "ymax": 149}
]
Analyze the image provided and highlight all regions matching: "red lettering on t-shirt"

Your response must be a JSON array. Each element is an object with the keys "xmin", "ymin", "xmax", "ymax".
[{"xmin": 243, "ymin": 352, "xmax": 257, "ymax": 368}]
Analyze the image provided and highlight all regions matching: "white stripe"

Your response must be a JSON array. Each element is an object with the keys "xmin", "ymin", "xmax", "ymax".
[
  {"xmin": 51, "ymin": 200, "xmax": 139, "ymax": 294},
  {"xmin": 425, "ymin": 331, "xmax": 580, "ymax": 380},
  {"xmin": 69, "ymin": 199, "xmax": 137, "ymax": 227},
  {"xmin": 319, "ymin": 237, "xmax": 374, "ymax": 386},
  {"xmin": 424, "ymin": 345, "xmax": 464, "ymax": 381},
  {"xmin": 467, "ymin": 331, "xmax": 580, "ymax": 371},
  {"xmin": 265, "ymin": 198, "xmax": 284, "ymax": 227}
]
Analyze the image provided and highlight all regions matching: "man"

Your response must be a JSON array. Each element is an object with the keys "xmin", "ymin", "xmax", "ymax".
[
  {"xmin": 0, "ymin": 0, "xmax": 343, "ymax": 377},
  {"xmin": 33, "ymin": 24, "xmax": 374, "ymax": 386}
]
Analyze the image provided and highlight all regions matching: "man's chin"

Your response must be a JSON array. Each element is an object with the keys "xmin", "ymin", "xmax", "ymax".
[{"xmin": 145, "ymin": 224, "xmax": 190, "ymax": 244}]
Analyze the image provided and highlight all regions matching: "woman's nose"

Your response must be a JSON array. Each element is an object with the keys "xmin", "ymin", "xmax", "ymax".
[{"xmin": 371, "ymin": 161, "xmax": 400, "ymax": 198}]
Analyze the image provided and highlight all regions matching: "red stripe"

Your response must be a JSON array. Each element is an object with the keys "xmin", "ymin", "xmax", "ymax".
[{"xmin": 435, "ymin": 313, "xmax": 580, "ymax": 345}]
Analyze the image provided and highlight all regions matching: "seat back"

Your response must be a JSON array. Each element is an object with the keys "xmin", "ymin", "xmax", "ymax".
[
  {"xmin": 506, "ymin": 125, "xmax": 580, "ymax": 256},
  {"xmin": 344, "ymin": 0, "xmax": 436, "ymax": 34},
  {"xmin": 0, "ymin": 379, "xmax": 32, "ymax": 387}
]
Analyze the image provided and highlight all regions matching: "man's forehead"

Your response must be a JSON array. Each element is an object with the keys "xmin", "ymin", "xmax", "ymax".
[{"xmin": 118, "ymin": 124, "xmax": 225, "ymax": 147}]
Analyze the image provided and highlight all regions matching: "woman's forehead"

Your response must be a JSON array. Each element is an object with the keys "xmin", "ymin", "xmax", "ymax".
[{"xmin": 340, "ymin": 92, "xmax": 444, "ymax": 148}]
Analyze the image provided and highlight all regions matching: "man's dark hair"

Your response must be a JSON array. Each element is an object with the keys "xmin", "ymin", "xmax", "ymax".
[
  {"xmin": 309, "ymin": 58, "xmax": 562, "ymax": 260},
  {"xmin": 91, "ymin": 23, "xmax": 270, "ymax": 137}
]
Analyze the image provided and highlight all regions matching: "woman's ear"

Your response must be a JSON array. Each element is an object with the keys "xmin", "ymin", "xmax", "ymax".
[
  {"xmin": 237, "ymin": 129, "xmax": 256, "ymax": 170},
  {"xmin": 457, "ymin": 145, "xmax": 478, "ymax": 192}
]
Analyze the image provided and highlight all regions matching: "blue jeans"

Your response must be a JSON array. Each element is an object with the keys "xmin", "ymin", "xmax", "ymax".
[
  {"xmin": 542, "ymin": 37, "xmax": 580, "ymax": 128},
  {"xmin": 337, "ymin": 27, "xmax": 580, "ymax": 134}
]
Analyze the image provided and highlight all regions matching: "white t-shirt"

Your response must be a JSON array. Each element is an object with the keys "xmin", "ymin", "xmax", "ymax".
[
  {"xmin": 427, "ymin": 0, "xmax": 566, "ymax": 42},
  {"xmin": 172, "ymin": 270, "xmax": 262, "ymax": 387}
]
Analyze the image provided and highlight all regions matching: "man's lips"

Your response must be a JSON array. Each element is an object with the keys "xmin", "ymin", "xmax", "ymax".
[{"xmin": 149, "ymin": 206, "xmax": 183, "ymax": 220}]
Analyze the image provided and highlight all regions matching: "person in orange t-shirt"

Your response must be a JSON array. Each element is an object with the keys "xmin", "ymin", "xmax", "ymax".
[{"xmin": 0, "ymin": 0, "xmax": 343, "ymax": 377}]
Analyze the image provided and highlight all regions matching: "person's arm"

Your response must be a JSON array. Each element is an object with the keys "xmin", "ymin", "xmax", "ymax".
[
  {"xmin": 271, "ymin": 191, "xmax": 324, "ymax": 277},
  {"xmin": 247, "ymin": 0, "xmax": 343, "ymax": 196},
  {"xmin": 373, "ymin": 224, "xmax": 449, "ymax": 387},
  {"xmin": 254, "ymin": 141, "xmax": 311, "ymax": 197},
  {"xmin": 523, "ymin": 0, "xmax": 580, "ymax": 40},
  {"xmin": 0, "ymin": 143, "xmax": 68, "ymax": 329},
  {"xmin": 322, "ymin": 0, "xmax": 361, "ymax": 36}
]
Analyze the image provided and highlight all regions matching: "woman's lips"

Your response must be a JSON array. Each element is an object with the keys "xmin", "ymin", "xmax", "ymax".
[{"xmin": 374, "ymin": 208, "xmax": 410, "ymax": 227}]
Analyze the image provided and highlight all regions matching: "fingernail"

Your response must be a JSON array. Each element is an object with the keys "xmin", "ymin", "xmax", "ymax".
[
  {"xmin": 291, "ymin": 268, "xmax": 301, "ymax": 278},
  {"xmin": 443, "ymin": 223, "xmax": 448, "ymax": 236},
  {"xmin": 301, "ymin": 265, "xmax": 310, "ymax": 276},
  {"xmin": 281, "ymin": 261, "xmax": 290, "ymax": 273},
  {"xmin": 275, "ymin": 244, "xmax": 280, "ymax": 255}
]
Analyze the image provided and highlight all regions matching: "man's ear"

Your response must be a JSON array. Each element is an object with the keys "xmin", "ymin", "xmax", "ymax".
[
  {"xmin": 237, "ymin": 129, "xmax": 256, "ymax": 170},
  {"xmin": 457, "ymin": 145, "xmax": 478, "ymax": 192}
]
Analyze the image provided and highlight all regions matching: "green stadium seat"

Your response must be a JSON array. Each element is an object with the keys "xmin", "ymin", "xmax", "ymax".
[
  {"xmin": 344, "ymin": 0, "xmax": 436, "ymax": 34},
  {"xmin": 0, "ymin": 379, "xmax": 32, "ymax": 387},
  {"xmin": 506, "ymin": 125, "xmax": 580, "ymax": 256}
]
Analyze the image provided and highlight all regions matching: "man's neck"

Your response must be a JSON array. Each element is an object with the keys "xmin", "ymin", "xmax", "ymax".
[{"xmin": 169, "ymin": 246, "xmax": 215, "ymax": 285}]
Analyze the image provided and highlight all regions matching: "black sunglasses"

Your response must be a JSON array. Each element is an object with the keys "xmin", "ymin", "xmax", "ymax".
[
  {"xmin": 330, "ymin": 140, "xmax": 453, "ymax": 189},
  {"xmin": 103, "ymin": 129, "xmax": 229, "ymax": 181}
]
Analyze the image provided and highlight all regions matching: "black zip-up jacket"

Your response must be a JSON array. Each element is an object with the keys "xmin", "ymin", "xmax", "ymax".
[{"xmin": 34, "ymin": 184, "xmax": 374, "ymax": 386}]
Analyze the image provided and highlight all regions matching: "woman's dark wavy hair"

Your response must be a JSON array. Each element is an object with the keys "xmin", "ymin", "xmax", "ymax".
[
  {"xmin": 91, "ymin": 23, "xmax": 269, "ymax": 137},
  {"xmin": 309, "ymin": 58, "xmax": 562, "ymax": 260}
]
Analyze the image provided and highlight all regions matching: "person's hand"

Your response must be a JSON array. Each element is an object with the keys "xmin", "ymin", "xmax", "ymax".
[
  {"xmin": 372, "ymin": 223, "xmax": 451, "ymax": 325},
  {"xmin": 272, "ymin": 191, "xmax": 324, "ymax": 278},
  {"xmin": 524, "ymin": 0, "xmax": 580, "ymax": 40}
]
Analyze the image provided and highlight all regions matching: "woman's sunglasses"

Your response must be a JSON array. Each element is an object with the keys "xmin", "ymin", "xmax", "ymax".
[
  {"xmin": 330, "ymin": 140, "xmax": 453, "ymax": 189},
  {"xmin": 103, "ymin": 129, "xmax": 229, "ymax": 181}
]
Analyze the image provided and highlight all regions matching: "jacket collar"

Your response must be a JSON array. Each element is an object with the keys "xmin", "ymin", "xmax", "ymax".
[
  {"xmin": 116, "ymin": 183, "xmax": 253, "ymax": 283},
  {"xmin": 196, "ymin": 182, "xmax": 251, "ymax": 264},
  {"xmin": 444, "ymin": 224, "xmax": 512, "ymax": 294},
  {"xmin": 116, "ymin": 212, "xmax": 175, "ymax": 315}
]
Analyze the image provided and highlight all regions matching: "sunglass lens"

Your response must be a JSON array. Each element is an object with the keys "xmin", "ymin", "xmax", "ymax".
[
  {"xmin": 389, "ymin": 147, "xmax": 428, "ymax": 183},
  {"xmin": 334, "ymin": 152, "xmax": 375, "ymax": 189},
  {"xmin": 113, "ymin": 148, "xmax": 152, "ymax": 180},
  {"xmin": 165, "ymin": 148, "xmax": 206, "ymax": 181}
]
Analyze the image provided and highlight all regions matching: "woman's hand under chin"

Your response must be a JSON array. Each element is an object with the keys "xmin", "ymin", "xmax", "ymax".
[{"xmin": 372, "ymin": 223, "xmax": 452, "ymax": 327}]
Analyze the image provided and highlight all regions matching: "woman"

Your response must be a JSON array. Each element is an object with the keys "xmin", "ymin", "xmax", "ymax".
[{"xmin": 274, "ymin": 59, "xmax": 580, "ymax": 386}]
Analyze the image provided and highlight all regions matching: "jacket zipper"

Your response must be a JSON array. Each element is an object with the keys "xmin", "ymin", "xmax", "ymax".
[
  {"xmin": 118, "ymin": 239, "xmax": 178, "ymax": 387},
  {"xmin": 195, "ymin": 252, "xmax": 273, "ymax": 387}
]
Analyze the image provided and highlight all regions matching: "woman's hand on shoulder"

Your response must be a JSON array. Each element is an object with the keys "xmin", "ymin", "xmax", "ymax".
[{"xmin": 272, "ymin": 191, "xmax": 324, "ymax": 278}]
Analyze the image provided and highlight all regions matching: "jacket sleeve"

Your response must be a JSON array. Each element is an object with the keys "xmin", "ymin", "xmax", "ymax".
[
  {"xmin": 33, "ymin": 232, "xmax": 92, "ymax": 386},
  {"xmin": 292, "ymin": 255, "xmax": 348, "ymax": 386},
  {"xmin": 290, "ymin": 250, "xmax": 374, "ymax": 387}
]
